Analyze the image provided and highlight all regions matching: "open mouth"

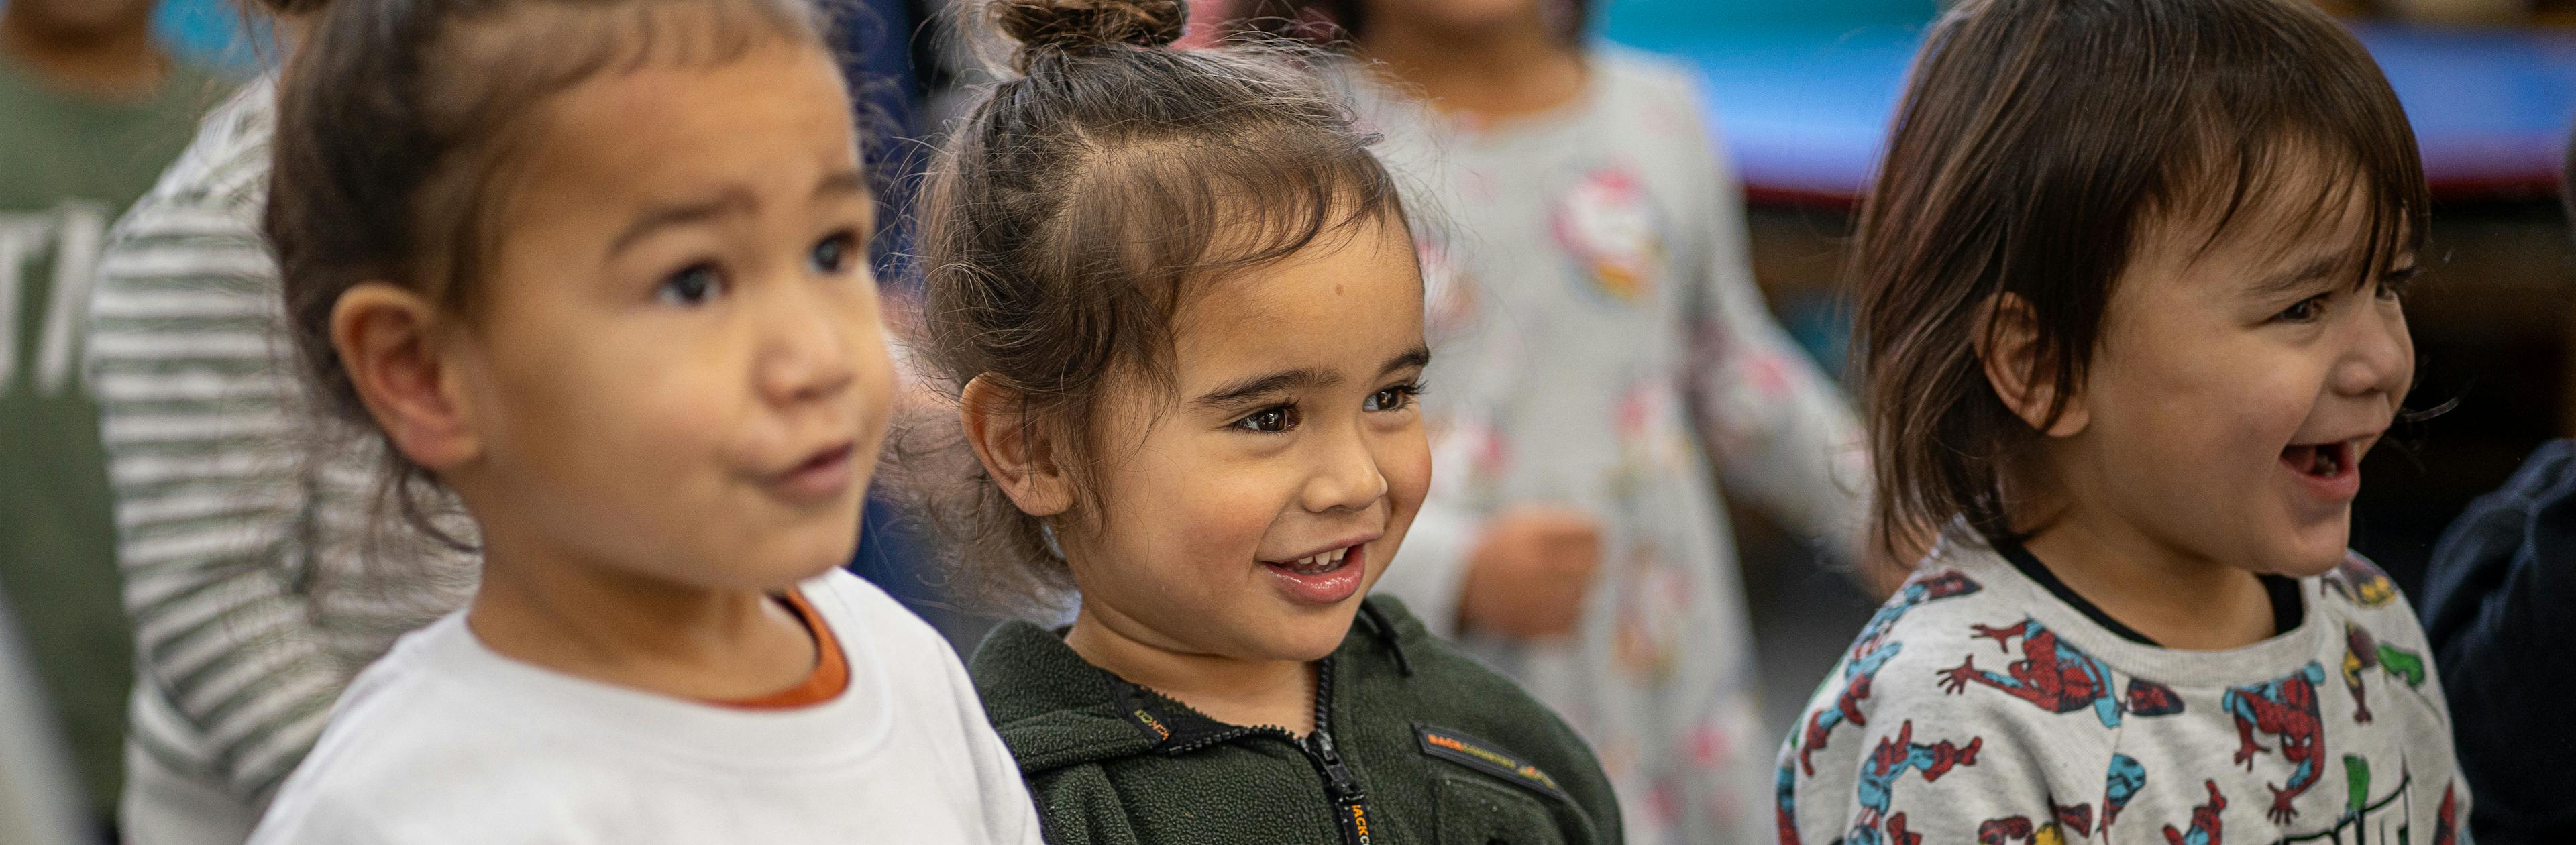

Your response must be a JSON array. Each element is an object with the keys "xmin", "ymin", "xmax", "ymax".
[
  {"xmin": 1265, "ymin": 546, "xmax": 1353, "ymax": 576},
  {"xmin": 2280, "ymin": 439, "xmax": 2356, "ymax": 480},
  {"xmin": 1260, "ymin": 541, "xmax": 1371, "ymax": 606}
]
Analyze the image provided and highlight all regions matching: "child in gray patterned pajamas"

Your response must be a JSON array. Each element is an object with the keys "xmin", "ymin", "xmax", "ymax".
[{"xmin": 1780, "ymin": 1, "xmax": 2467, "ymax": 843}]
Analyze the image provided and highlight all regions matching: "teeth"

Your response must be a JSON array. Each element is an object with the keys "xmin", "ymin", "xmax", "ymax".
[
  {"xmin": 2289, "ymin": 443, "xmax": 2345, "ymax": 477},
  {"xmin": 1275, "ymin": 547, "xmax": 1350, "ymax": 575}
]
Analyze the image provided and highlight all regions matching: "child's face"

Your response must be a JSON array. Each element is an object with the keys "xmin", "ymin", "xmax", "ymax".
[
  {"xmin": 1063, "ymin": 215, "xmax": 1432, "ymax": 663},
  {"xmin": 446, "ymin": 40, "xmax": 892, "ymax": 591},
  {"xmin": 2045, "ymin": 182, "xmax": 2414, "ymax": 577}
]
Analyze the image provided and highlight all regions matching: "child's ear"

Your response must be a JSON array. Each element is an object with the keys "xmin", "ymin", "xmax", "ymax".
[
  {"xmin": 331, "ymin": 282, "xmax": 481, "ymax": 470},
  {"xmin": 960, "ymin": 376, "xmax": 1074, "ymax": 518},
  {"xmin": 1976, "ymin": 292, "xmax": 2090, "ymax": 438}
]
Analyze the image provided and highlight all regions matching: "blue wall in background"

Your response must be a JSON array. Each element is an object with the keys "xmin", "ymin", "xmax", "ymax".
[
  {"xmin": 1597, "ymin": 0, "xmax": 1939, "ymax": 41},
  {"xmin": 123, "ymin": 0, "xmax": 1955, "ymax": 70},
  {"xmin": 152, "ymin": 0, "xmax": 263, "ymax": 68}
]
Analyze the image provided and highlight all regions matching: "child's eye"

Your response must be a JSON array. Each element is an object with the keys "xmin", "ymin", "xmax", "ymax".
[
  {"xmin": 1364, "ymin": 383, "xmax": 1423, "ymax": 412},
  {"xmin": 810, "ymin": 230, "xmax": 860, "ymax": 275},
  {"xmin": 1232, "ymin": 404, "xmax": 1299, "ymax": 433},
  {"xmin": 656, "ymin": 264, "xmax": 726, "ymax": 306},
  {"xmin": 2275, "ymin": 294, "xmax": 2328, "ymax": 323}
]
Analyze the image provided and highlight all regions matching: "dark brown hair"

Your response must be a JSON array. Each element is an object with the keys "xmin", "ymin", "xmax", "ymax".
[
  {"xmin": 267, "ymin": 0, "xmax": 832, "ymax": 548},
  {"xmin": 1225, "ymin": 0, "xmax": 1590, "ymax": 47},
  {"xmin": 1854, "ymin": 0, "xmax": 2427, "ymax": 555},
  {"xmin": 904, "ymin": 0, "xmax": 1407, "ymax": 611}
]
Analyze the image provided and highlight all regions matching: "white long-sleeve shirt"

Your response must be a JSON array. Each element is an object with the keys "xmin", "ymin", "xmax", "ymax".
[
  {"xmin": 1349, "ymin": 48, "xmax": 1870, "ymax": 845},
  {"xmin": 246, "ymin": 569, "xmax": 1044, "ymax": 845}
]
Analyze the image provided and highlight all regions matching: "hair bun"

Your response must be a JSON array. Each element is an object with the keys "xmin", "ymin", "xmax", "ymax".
[{"xmin": 993, "ymin": 0, "xmax": 1187, "ymax": 60}]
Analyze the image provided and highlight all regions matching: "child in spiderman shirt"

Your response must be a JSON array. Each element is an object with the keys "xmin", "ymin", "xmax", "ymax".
[{"xmin": 1774, "ymin": 1, "xmax": 2468, "ymax": 844}]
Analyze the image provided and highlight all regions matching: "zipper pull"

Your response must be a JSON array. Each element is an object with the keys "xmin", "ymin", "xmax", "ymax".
[{"xmin": 1307, "ymin": 731, "xmax": 1364, "ymax": 803}]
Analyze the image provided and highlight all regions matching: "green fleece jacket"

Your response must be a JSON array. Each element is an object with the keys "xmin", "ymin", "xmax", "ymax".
[{"xmin": 969, "ymin": 596, "xmax": 1622, "ymax": 845}]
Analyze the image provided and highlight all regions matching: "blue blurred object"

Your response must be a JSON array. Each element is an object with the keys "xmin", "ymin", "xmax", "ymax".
[
  {"xmin": 152, "ymin": 0, "xmax": 269, "ymax": 70},
  {"xmin": 1602, "ymin": 15, "xmax": 2576, "ymax": 205},
  {"xmin": 1598, "ymin": 0, "xmax": 1937, "ymax": 30}
]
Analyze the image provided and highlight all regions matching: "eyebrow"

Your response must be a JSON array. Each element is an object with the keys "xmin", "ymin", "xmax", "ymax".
[
  {"xmin": 814, "ymin": 170, "xmax": 869, "ymax": 201},
  {"xmin": 604, "ymin": 170, "xmax": 871, "ymax": 259},
  {"xmin": 607, "ymin": 188, "xmax": 755, "ymax": 258},
  {"xmin": 1193, "ymin": 368, "xmax": 1333, "ymax": 410},
  {"xmin": 2245, "ymin": 253, "xmax": 2348, "ymax": 299},
  {"xmin": 1189, "ymin": 346, "xmax": 1434, "ymax": 410},
  {"xmin": 1381, "ymin": 345, "xmax": 1432, "ymax": 376}
]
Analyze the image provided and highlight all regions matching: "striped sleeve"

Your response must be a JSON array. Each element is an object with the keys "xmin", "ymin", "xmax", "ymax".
[{"xmin": 85, "ymin": 83, "xmax": 357, "ymax": 803}]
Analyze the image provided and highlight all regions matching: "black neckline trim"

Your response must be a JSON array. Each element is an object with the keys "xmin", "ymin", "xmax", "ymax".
[{"xmin": 1992, "ymin": 539, "xmax": 2304, "ymax": 647}]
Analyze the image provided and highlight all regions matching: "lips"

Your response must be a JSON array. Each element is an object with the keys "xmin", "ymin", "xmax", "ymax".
[
  {"xmin": 1262, "ymin": 542, "xmax": 1371, "ymax": 606},
  {"xmin": 767, "ymin": 441, "xmax": 856, "ymax": 502}
]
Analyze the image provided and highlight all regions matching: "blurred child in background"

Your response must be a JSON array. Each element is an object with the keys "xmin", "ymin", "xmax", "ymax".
[
  {"xmin": 2420, "ymin": 439, "xmax": 2576, "ymax": 844},
  {"xmin": 911, "ymin": 1, "xmax": 1620, "ymax": 840},
  {"xmin": 83, "ymin": 3, "xmax": 482, "ymax": 842},
  {"xmin": 1780, "ymin": 0, "xmax": 2465, "ymax": 842},
  {"xmin": 2404, "ymin": 137, "xmax": 2576, "ymax": 845},
  {"xmin": 0, "ymin": 0, "xmax": 223, "ymax": 829},
  {"xmin": 1233, "ymin": 0, "xmax": 1876, "ymax": 840},
  {"xmin": 236, "ymin": 0, "xmax": 1038, "ymax": 840}
]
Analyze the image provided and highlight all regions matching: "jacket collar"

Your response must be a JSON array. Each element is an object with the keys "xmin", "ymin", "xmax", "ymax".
[{"xmin": 969, "ymin": 596, "xmax": 1424, "ymax": 774}]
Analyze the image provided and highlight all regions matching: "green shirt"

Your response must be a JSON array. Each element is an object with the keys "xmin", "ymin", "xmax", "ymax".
[
  {"xmin": 0, "ymin": 48, "xmax": 227, "ymax": 818},
  {"xmin": 970, "ymin": 596, "xmax": 1624, "ymax": 845}
]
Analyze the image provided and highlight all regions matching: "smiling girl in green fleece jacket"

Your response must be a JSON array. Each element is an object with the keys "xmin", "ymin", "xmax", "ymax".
[{"xmin": 900, "ymin": 1, "xmax": 1620, "ymax": 842}]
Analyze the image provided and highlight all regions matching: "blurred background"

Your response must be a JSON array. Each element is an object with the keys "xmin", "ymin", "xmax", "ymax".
[{"xmin": 3, "ymin": 0, "xmax": 2573, "ymax": 840}]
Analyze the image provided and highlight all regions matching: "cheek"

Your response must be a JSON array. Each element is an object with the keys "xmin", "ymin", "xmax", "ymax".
[
  {"xmin": 2086, "ymin": 341, "xmax": 2332, "ymax": 503},
  {"xmin": 490, "ymin": 317, "xmax": 745, "ymax": 498},
  {"xmin": 1385, "ymin": 428, "xmax": 1432, "ymax": 519},
  {"xmin": 604, "ymin": 344, "xmax": 745, "ymax": 470},
  {"xmin": 1095, "ymin": 441, "xmax": 1281, "ymax": 580},
  {"xmin": 1168, "ymin": 469, "xmax": 1287, "ymax": 567}
]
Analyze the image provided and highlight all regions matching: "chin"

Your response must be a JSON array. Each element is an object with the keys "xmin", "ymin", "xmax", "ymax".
[
  {"xmin": 2265, "ymin": 519, "xmax": 2353, "ymax": 578},
  {"xmin": 1257, "ymin": 614, "xmax": 1361, "ymax": 663},
  {"xmin": 739, "ymin": 528, "xmax": 860, "ymax": 589}
]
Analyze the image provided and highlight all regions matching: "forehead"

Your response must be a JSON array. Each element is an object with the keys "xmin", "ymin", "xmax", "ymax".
[
  {"xmin": 2130, "ymin": 152, "xmax": 2404, "ymax": 290},
  {"xmin": 508, "ymin": 39, "xmax": 858, "ymax": 207},
  {"xmin": 1171, "ymin": 217, "xmax": 1424, "ymax": 376}
]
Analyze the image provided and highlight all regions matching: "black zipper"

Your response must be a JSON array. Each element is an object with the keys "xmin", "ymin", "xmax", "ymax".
[
  {"xmin": 1299, "ymin": 659, "xmax": 1375, "ymax": 845},
  {"xmin": 1134, "ymin": 658, "xmax": 1375, "ymax": 844}
]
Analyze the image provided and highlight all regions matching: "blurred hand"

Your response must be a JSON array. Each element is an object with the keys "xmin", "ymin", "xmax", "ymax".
[{"xmin": 1458, "ymin": 507, "xmax": 1604, "ymax": 640}]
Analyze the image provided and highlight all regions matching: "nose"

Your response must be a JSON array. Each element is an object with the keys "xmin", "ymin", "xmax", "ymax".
[
  {"xmin": 755, "ymin": 275, "xmax": 859, "ymax": 408},
  {"xmin": 1301, "ymin": 422, "xmax": 1391, "ymax": 515},
  {"xmin": 2330, "ymin": 297, "xmax": 2412, "ymax": 403}
]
